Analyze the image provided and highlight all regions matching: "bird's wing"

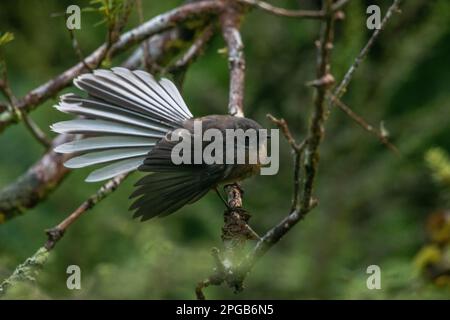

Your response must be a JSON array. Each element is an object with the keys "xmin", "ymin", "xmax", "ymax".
[
  {"xmin": 51, "ymin": 68, "xmax": 193, "ymax": 182},
  {"xmin": 129, "ymin": 138, "xmax": 226, "ymax": 220}
]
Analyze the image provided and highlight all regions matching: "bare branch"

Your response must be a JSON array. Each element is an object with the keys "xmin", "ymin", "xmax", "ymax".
[
  {"xmin": 196, "ymin": 182, "xmax": 258, "ymax": 299},
  {"xmin": 236, "ymin": 0, "xmax": 350, "ymax": 19},
  {"xmin": 332, "ymin": 97, "xmax": 400, "ymax": 155},
  {"xmin": 122, "ymin": 28, "xmax": 183, "ymax": 70},
  {"xmin": 326, "ymin": 0, "xmax": 402, "ymax": 153},
  {"xmin": 195, "ymin": 248, "xmax": 226, "ymax": 300},
  {"xmin": 220, "ymin": 2, "xmax": 246, "ymax": 117},
  {"xmin": 331, "ymin": 0, "xmax": 351, "ymax": 12},
  {"xmin": 0, "ymin": 247, "xmax": 49, "ymax": 296},
  {"xmin": 168, "ymin": 24, "xmax": 215, "ymax": 73},
  {"xmin": 21, "ymin": 115, "xmax": 52, "ymax": 148},
  {"xmin": 0, "ymin": 62, "xmax": 51, "ymax": 147},
  {"xmin": 299, "ymin": 0, "xmax": 335, "ymax": 212},
  {"xmin": 45, "ymin": 172, "xmax": 130, "ymax": 250},
  {"xmin": 267, "ymin": 114, "xmax": 306, "ymax": 211},
  {"xmin": 196, "ymin": 2, "xmax": 251, "ymax": 299},
  {"xmin": 332, "ymin": 0, "xmax": 402, "ymax": 100},
  {"xmin": 65, "ymin": 11, "xmax": 92, "ymax": 72},
  {"xmin": 267, "ymin": 114, "xmax": 305, "ymax": 152},
  {"xmin": 237, "ymin": 0, "xmax": 325, "ymax": 19}
]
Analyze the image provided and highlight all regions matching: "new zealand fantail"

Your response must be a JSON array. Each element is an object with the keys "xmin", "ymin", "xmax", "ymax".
[{"xmin": 51, "ymin": 68, "xmax": 268, "ymax": 220}]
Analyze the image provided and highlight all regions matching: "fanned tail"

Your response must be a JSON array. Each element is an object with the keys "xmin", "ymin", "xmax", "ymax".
[{"xmin": 51, "ymin": 67, "xmax": 193, "ymax": 182}]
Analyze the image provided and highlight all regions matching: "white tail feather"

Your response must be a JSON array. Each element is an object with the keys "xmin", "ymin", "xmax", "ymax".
[
  {"xmin": 51, "ymin": 119, "xmax": 165, "ymax": 138},
  {"xmin": 65, "ymin": 147, "xmax": 151, "ymax": 168},
  {"xmin": 54, "ymin": 136, "xmax": 157, "ymax": 153},
  {"xmin": 86, "ymin": 157, "xmax": 147, "ymax": 182},
  {"xmin": 52, "ymin": 68, "xmax": 193, "ymax": 182}
]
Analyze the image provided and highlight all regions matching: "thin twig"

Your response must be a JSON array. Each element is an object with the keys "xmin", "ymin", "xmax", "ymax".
[
  {"xmin": 122, "ymin": 29, "xmax": 182, "ymax": 70},
  {"xmin": 299, "ymin": 0, "xmax": 335, "ymax": 212},
  {"xmin": 0, "ymin": 63, "xmax": 51, "ymax": 147},
  {"xmin": 168, "ymin": 24, "xmax": 215, "ymax": 73},
  {"xmin": 0, "ymin": 247, "xmax": 49, "ymax": 296},
  {"xmin": 332, "ymin": 0, "xmax": 402, "ymax": 100},
  {"xmin": 331, "ymin": 0, "xmax": 351, "ymax": 12},
  {"xmin": 327, "ymin": 0, "xmax": 403, "ymax": 154},
  {"xmin": 291, "ymin": 150, "xmax": 302, "ymax": 211},
  {"xmin": 20, "ymin": 115, "xmax": 52, "ymax": 148},
  {"xmin": 196, "ymin": 2, "xmax": 249, "ymax": 300},
  {"xmin": 267, "ymin": 114, "xmax": 306, "ymax": 211},
  {"xmin": 104, "ymin": 0, "xmax": 136, "ymax": 62},
  {"xmin": 332, "ymin": 97, "xmax": 400, "ymax": 155},
  {"xmin": 237, "ymin": 0, "xmax": 350, "ymax": 19},
  {"xmin": 267, "ymin": 114, "xmax": 305, "ymax": 152},
  {"xmin": 195, "ymin": 248, "xmax": 225, "ymax": 300},
  {"xmin": 65, "ymin": 13, "xmax": 92, "ymax": 71},
  {"xmin": 237, "ymin": 0, "xmax": 326, "ymax": 19}
]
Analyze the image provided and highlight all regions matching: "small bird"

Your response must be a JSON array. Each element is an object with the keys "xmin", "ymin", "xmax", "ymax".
[{"xmin": 51, "ymin": 68, "xmax": 266, "ymax": 220}]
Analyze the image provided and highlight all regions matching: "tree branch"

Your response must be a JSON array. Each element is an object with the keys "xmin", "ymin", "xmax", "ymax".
[
  {"xmin": 237, "ymin": 0, "xmax": 326, "ymax": 19},
  {"xmin": 267, "ymin": 115, "xmax": 306, "ymax": 211},
  {"xmin": 332, "ymin": 97, "xmax": 400, "ymax": 154},
  {"xmin": 327, "ymin": 0, "xmax": 402, "ymax": 152},
  {"xmin": 332, "ymin": 0, "xmax": 402, "ymax": 100},
  {"xmin": 167, "ymin": 24, "xmax": 215, "ymax": 74},
  {"xmin": 0, "ymin": 62, "xmax": 51, "ymax": 147},
  {"xmin": 0, "ymin": 247, "xmax": 49, "ymax": 296},
  {"xmin": 196, "ymin": 1, "xmax": 250, "ymax": 299},
  {"xmin": 220, "ymin": 1, "xmax": 246, "ymax": 117},
  {"xmin": 65, "ymin": 13, "xmax": 92, "ymax": 72}
]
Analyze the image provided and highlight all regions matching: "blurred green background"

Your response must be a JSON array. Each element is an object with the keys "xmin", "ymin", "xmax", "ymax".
[{"xmin": 0, "ymin": 0, "xmax": 449, "ymax": 299}]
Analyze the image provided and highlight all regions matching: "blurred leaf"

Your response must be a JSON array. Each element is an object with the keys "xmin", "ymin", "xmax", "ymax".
[
  {"xmin": 0, "ymin": 31, "xmax": 14, "ymax": 46},
  {"xmin": 425, "ymin": 148, "xmax": 450, "ymax": 187}
]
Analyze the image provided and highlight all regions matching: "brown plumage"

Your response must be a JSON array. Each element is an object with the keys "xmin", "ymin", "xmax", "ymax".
[{"xmin": 131, "ymin": 115, "xmax": 265, "ymax": 220}]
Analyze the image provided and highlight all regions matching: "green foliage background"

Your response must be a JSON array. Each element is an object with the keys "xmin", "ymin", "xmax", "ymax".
[{"xmin": 0, "ymin": 0, "xmax": 449, "ymax": 299}]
